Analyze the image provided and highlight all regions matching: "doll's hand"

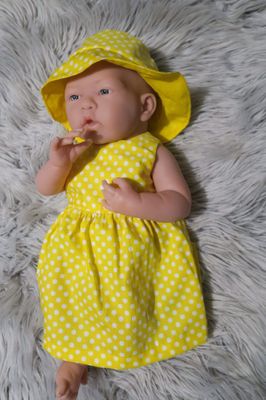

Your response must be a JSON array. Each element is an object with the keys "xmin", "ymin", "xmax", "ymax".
[
  {"xmin": 101, "ymin": 178, "xmax": 141, "ymax": 215},
  {"xmin": 49, "ymin": 129, "xmax": 92, "ymax": 168}
]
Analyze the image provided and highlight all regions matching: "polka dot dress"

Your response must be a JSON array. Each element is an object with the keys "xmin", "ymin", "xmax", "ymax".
[{"xmin": 36, "ymin": 132, "xmax": 207, "ymax": 370}]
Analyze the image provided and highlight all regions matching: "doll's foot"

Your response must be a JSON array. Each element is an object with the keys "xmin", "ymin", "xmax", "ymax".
[{"xmin": 55, "ymin": 361, "xmax": 88, "ymax": 400}]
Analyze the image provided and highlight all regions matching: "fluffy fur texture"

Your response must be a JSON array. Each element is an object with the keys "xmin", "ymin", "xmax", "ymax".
[{"xmin": 0, "ymin": 0, "xmax": 265, "ymax": 399}]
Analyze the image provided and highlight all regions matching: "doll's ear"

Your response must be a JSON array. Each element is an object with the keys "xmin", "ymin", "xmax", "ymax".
[{"xmin": 140, "ymin": 93, "xmax": 157, "ymax": 122}]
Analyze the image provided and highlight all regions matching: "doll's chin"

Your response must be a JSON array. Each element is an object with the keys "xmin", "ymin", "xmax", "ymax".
[
  {"xmin": 88, "ymin": 133, "xmax": 107, "ymax": 145},
  {"xmin": 84, "ymin": 131, "xmax": 126, "ymax": 145},
  {"xmin": 83, "ymin": 130, "xmax": 99, "ymax": 142}
]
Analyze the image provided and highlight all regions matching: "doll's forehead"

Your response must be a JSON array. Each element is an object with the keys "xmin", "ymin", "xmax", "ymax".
[{"xmin": 65, "ymin": 61, "xmax": 151, "ymax": 92}]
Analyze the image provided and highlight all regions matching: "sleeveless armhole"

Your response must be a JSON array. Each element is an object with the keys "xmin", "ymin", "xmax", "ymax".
[{"xmin": 144, "ymin": 133, "xmax": 161, "ymax": 177}]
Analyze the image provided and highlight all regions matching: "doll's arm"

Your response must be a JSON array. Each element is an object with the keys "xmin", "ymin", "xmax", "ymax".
[
  {"xmin": 102, "ymin": 145, "xmax": 191, "ymax": 222},
  {"xmin": 35, "ymin": 133, "xmax": 92, "ymax": 196},
  {"xmin": 35, "ymin": 158, "xmax": 73, "ymax": 196}
]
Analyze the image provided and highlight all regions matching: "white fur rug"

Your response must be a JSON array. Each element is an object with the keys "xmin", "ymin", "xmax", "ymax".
[{"xmin": 0, "ymin": 0, "xmax": 265, "ymax": 399}]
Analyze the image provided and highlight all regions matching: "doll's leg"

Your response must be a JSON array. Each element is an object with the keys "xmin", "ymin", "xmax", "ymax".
[{"xmin": 55, "ymin": 361, "xmax": 88, "ymax": 400}]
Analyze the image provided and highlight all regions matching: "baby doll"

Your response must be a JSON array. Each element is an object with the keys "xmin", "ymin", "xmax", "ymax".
[{"xmin": 36, "ymin": 30, "xmax": 207, "ymax": 400}]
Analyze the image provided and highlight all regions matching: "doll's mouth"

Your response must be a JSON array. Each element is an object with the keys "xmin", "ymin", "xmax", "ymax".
[
  {"xmin": 84, "ymin": 117, "xmax": 96, "ymax": 124},
  {"xmin": 83, "ymin": 118, "xmax": 99, "ymax": 129}
]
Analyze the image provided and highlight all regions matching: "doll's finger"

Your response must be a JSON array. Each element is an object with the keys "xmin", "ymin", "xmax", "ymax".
[
  {"xmin": 72, "ymin": 136, "xmax": 85, "ymax": 145},
  {"xmin": 101, "ymin": 199, "xmax": 112, "ymax": 210},
  {"xmin": 102, "ymin": 189, "xmax": 116, "ymax": 202},
  {"xmin": 57, "ymin": 137, "xmax": 75, "ymax": 146},
  {"xmin": 70, "ymin": 125, "xmax": 92, "ymax": 139},
  {"xmin": 65, "ymin": 129, "xmax": 83, "ymax": 138},
  {"xmin": 101, "ymin": 180, "xmax": 117, "ymax": 194},
  {"xmin": 73, "ymin": 139, "xmax": 93, "ymax": 155},
  {"xmin": 51, "ymin": 137, "xmax": 72, "ymax": 151},
  {"xmin": 112, "ymin": 177, "xmax": 131, "ymax": 189},
  {"xmin": 72, "ymin": 136, "xmax": 93, "ymax": 145},
  {"xmin": 68, "ymin": 129, "xmax": 95, "ymax": 145},
  {"xmin": 77, "ymin": 138, "xmax": 93, "ymax": 147},
  {"xmin": 101, "ymin": 191, "xmax": 115, "ymax": 204},
  {"xmin": 50, "ymin": 137, "xmax": 61, "ymax": 151},
  {"xmin": 101, "ymin": 180, "xmax": 109, "ymax": 190}
]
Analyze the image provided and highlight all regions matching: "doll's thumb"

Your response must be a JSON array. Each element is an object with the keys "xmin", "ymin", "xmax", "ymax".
[
  {"xmin": 50, "ymin": 137, "xmax": 61, "ymax": 152},
  {"xmin": 76, "ymin": 139, "xmax": 93, "ymax": 152}
]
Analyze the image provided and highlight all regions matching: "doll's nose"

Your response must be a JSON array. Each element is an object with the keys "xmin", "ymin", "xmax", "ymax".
[{"xmin": 81, "ymin": 96, "xmax": 96, "ymax": 110}]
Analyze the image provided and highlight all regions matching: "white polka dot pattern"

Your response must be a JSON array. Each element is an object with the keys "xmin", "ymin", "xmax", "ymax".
[
  {"xmin": 51, "ymin": 30, "xmax": 158, "ymax": 82},
  {"xmin": 36, "ymin": 132, "xmax": 207, "ymax": 369}
]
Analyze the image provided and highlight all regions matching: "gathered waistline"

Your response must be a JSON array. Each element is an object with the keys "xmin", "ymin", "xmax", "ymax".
[
  {"xmin": 65, "ymin": 204, "xmax": 110, "ymax": 216},
  {"xmin": 64, "ymin": 204, "xmax": 184, "ymax": 226}
]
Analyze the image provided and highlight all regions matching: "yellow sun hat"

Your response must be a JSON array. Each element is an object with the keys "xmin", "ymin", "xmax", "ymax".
[{"xmin": 41, "ymin": 29, "xmax": 191, "ymax": 143}]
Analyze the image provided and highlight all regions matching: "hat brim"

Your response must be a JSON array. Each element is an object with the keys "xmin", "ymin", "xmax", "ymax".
[{"xmin": 41, "ymin": 52, "xmax": 191, "ymax": 142}]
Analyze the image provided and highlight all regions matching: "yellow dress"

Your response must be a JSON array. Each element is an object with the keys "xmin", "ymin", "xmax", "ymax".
[{"xmin": 36, "ymin": 131, "xmax": 207, "ymax": 370}]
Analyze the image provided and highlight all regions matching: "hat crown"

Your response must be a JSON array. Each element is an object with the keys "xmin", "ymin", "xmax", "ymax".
[{"xmin": 80, "ymin": 29, "xmax": 158, "ymax": 70}]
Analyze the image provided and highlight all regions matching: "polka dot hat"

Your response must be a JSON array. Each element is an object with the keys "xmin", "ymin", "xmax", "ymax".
[{"xmin": 41, "ymin": 29, "xmax": 191, "ymax": 142}]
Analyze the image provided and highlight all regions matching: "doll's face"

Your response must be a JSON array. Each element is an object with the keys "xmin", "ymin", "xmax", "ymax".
[{"xmin": 64, "ymin": 61, "xmax": 156, "ymax": 144}]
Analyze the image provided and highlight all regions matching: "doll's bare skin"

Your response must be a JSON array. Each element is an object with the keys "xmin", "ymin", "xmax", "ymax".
[
  {"xmin": 36, "ymin": 60, "xmax": 191, "ymax": 219},
  {"xmin": 36, "ymin": 61, "xmax": 191, "ymax": 400},
  {"xmin": 55, "ymin": 361, "xmax": 88, "ymax": 400}
]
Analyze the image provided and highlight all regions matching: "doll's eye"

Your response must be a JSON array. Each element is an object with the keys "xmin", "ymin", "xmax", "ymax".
[
  {"xmin": 69, "ymin": 95, "xmax": 79, "ymax": 101},
  {"xmin": 98, "ymin": 88, "xmax": 111, "ymax": 95}
]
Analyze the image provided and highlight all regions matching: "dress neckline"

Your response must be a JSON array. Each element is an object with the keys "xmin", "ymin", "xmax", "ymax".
[
  {"xmin": 94, "ymin": 131, "xmax": 151, "ymax": 149},
  {"xmin": 119, "ymin": 131, "xmax": 150, "ymax": 143}
]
